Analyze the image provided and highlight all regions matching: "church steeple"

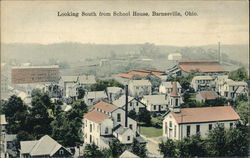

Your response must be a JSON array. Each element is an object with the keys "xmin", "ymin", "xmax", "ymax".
[{"xmin": 168, "ymin": 82, "xmax": 181, "ymax": 113}]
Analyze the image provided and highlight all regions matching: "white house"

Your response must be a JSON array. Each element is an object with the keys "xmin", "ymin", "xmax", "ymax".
[
  {"xmin": 128, "ymin": 80, "xmax": 152, "ymax": 97},
  {"xmin": 112, "ymin": 95, "xmax": 146, "ymax": 113},
  {"xmin": 191, "ymin": 76, "xmax": 213, "ymax": 92},
  {"xmin": 84, "ymin": 91, "xmax": 108, "ymax": 106},
  {"xmin": 83, "ymin": 101, "xmax": 141, "ymax": 149},
  {"xmin": 168, "ymin": 53, "xmax": 182, "ymax": 61},
  {"xmin": 141, "ymin": 95, "xmax": 168, "ymax": 112},
  {"xmin": 218, "ymin": 79, "xmax": 248, "ymax": 100},
  {"xmin": 106, "ymin": 87, "xmax": 124, "ymax": 102},
  {"xmin": 59, "ymin": 76, "xmax": 78, "ymax": 98},
  {"xmin": 163, "ymin": 106, "xmax": 240, "ymax": 140},
  {"xmin": 159, "ymin": 81, "xmax": 182, "ymax": 95}
]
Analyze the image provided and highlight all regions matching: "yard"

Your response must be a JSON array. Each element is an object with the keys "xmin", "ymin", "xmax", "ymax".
[{"xmin": 139, "ymin": 126, "xmax": 163, "ymax": 137}]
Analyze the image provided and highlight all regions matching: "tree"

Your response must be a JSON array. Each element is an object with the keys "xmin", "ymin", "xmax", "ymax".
[
  {"xmin": 159, "ymin": 139, "xmax": 175, "ymax": 158},
  {"xmin": 1, "ymin": 95, "xmax": 29, "ymax": 134},
  {"xmin": 77, "ymin": 86, "xmax": 85, "ymax": 99},
  {"xmin": 138, "ymin": 109, "xmax": 151, "ymax": 126},
  {"xmin": 228, "ymin": 67, "xmax": 248, "ymax": 81},
  {"xmin": 131, "ymin": 138, "xmax": 147, "ymax": 158},
  {"xmin": 109, "ymin": 139, "xmax": 125, "ymax": 157},
  {"xmin": 205, "ymin": 124, "xmax": 227, "ymax": 156},
  {"xmin": 90, "ymin": 79, "xmax": 124, "ymax": 91},
  {"xmin": 236, "ymin": 101, "xmax": 249, "ymax": 125},
  {"xmin": 83, "ymin": 144, "xmax": 104, "ymax": 158}
]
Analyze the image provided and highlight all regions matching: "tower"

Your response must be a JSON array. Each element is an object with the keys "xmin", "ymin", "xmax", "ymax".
[{"xmin": 168, "ymin": 82, "xmax": 181, "ymax": 113}]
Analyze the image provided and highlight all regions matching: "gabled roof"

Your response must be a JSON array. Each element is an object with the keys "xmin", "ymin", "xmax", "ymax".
[
  {"xmin": 116, "ymin": 69, "xmax": 165, "ymax": 79},
  {"xmin": 170, "ymin": 106, "xmax": 240, "ymax": 124},
  {"xmin": 161, "ymin": 81, "xmax": 181, "ymax": 88},
  {"xmin": 143, "ymin": 95, "xmax": 167, "ymax": 105},
  {"xmin": 198, "ymin": 91, "xmax": 218, "ymax": 100},
  {"xmin": 113, "ymin": 125, "xmax": 132, "ymax": 135},
  {"xmin": 107, "ymin": 87, "xmax": 123, "ymax": 94},
  {"xmin": 178, "ymin": 60, "xmax": 226, "ymax": 73},
  {"xmin": 170, "ymin": 82, "xmax": 179, "ymax": 97},
  {"xmin": 226, "ymin": 79, "xmax": 247, "ymax": 86},
  {"xmin": 84, "ymin": 110, "xmax": 109, "ymax": 123},
  {"xmin": 60, "ymin": 76, "xmax": 78, "ymax": 82},
  {"xmin": 120, "ymin": 150, "xmax": 139, "ymax": 158},
  {"xmin": 112, "ymin": 95, "xmax": 134, "ymax": 107},
  {"xmin": 129, "ymin": 80, "xmax": 151, "ymax": 86},
  {"xmin": 20, "ymin": 135, "xmax": 71, "ymax": 156},
  {"xmin": 93, "ymin": 101, "xmax": 118, "ymax": 112}
]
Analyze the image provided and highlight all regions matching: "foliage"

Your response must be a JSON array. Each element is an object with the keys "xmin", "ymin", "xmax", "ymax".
[
  {"xmin": 159, "ymin": 139, "xmax": 175, "ymax": 157},
  {"xmin": 131, "ymin": 138, "xmax": 147, "ymax": 158},
  {"xmin": 228, "ymin": 67, "xmax": 248, "ymax": 81},
  {"xmin": 90, "ymin": 79, "xmax": 124, "ymax": 91},
  {"xmin": 138, "ymin": 109, "xmax": 151, "ymax": 126},
  {"xmin": 174, "ymin": 73, "xmax": 195, "ymax": 91},
  {"xmin": 83, "ymin": 144, "xmax": 104, "ymax": 158},
  {"xmin": 109, "ymin": 139, "xmax": 126, "ymax": 158},
  {"xmin": 1, "ymin": 95, "xmax": 29, "ymax": 134},
  {"xmin": 77, "ymin": 86, "xmax": 85, "ymax": 99},
  {"xmin": 236, "ymin": 101, "xmax": 249, "ymax": 125}
]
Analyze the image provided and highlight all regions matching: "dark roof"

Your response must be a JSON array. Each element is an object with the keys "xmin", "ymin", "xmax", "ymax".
[{"xmin": 199, "ymin": 91, "xmax": 219, "ymax": 100}]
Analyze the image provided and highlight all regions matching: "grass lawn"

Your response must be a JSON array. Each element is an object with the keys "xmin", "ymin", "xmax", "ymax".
[{"xmin": 140, "ymin": 126, "xmax": 162, "ymax": 137}]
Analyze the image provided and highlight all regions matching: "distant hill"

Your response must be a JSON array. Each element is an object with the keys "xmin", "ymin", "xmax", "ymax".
[{"xmin": 1, "ymin": 42, "xmax": 248, "ymax": 67}]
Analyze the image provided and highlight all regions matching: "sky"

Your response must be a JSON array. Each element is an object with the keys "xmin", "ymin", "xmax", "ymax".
[{"xmin": 1, "ymin": 0, "xmax": 249, "ymax": 46}]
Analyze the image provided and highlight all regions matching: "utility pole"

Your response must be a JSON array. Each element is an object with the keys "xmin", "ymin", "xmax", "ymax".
[{"xmin": 218, "ymin": 42, "xmax": 221, "ymax": 64}]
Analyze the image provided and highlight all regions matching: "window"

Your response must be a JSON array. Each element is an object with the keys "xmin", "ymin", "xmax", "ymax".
[
  {"xmin": 105, "ymin": 127, "xmax": 108, "ymax": 134},
  {"xmin": 209, "ymin": 124, "xmax": 212, "ymax": 131},
  {"xmin": 174, "ymin": 125, "xmax": 177, "ymax": 137},
  {"xmin": 169, "ymin": 121, "xmax": 172, "ymax": 128},
  {"xmin": 136, "ymin": 102, "xmax": 139, "ymax": 106},
  {"xmin": 90, "ymin": 124, "xmax": 92, "ymax": 132},
  {"xmin": 127, "ymin": 136, "xmax": 130, "ymax": 141},
  {"xmin": 90, "ymin": 135, "xmax": 92, "ymax": 143},
  {"xmin": 59, "ymin": 149, "xmax": 64, "ymax": 155},
  {"xmin": 117, "ymin": 113, "xmax": 121, "ymax": 122},
  {"xmin": 130, "ymin": 102, "xmax": 132, "ymax": 107},
  {"xmin": 129, "ymin": 124, "xmax": 133, "ymax": 130},
  {"xmin": 154, "ymin": 105, "xmax": 156, "ymax": 110},
  {"xmin": 165, "ymin": 122, "xmax": 168, "ymax": 135},
  {"xmin": 186, "ymin": 125, "xmax": 190, "ymax": 137},
  {"xmin": 230, "ymin": 123, "xmax": 233, "ymax": 128},
  {"xmin": 175, "ymin": 98, "xmax": 178, "ymax": 106},
  {"xmin": 196, "ymin": 125, "xmax": 200, "ymax": 134}
]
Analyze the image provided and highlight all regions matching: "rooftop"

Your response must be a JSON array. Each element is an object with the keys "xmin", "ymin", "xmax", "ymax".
[
  {"xmin": 112, "ymin": 95, "xmax": 134, "ymax": 107},
  {"xmin": 198, "ymin": 91, "xmax": 219, "ymax": 100},
  {"xmin": 143, "ymin": 95, "xmax": 167, "ymax": 105},
  {"xmin": 120, "ymin": 150, "xmax": 139, "ymax": 158},
  {"xmin": 129, "ymin": 80, "xmax": 152, "ymax": 86},
  {"xmin": 161, "ymin": 81, "xmax": 181, "ymax": 88},
  {"xmin": 84, "ymin": 110, "xmax": 109, "ymax": 123},
  {"xmin": 192, "ymin": 76, "xmax": 213, "ymax": 80},
  {"xmin": 170, "ymin": 82, "xmax": 179, "ymax": 97},
  {"xmin": 85, "ymin": 91, "xmax": 107, "ymax": 99},
  {"xmin": 78, "ymin": 75, "xmax": 96, "ymax": 85},
  {"xmin": 93, "ymin": 101, "xmax": 118, "ymax": 112},
  {"xmin": 178, "ymin": 60, "xmax": 226, "ymax": 73},
  {"xmin": 170, "ymin": 106, "xmax": 240, "ymax": 124},
  {"xmin": 107, "ymin": 87, "xmax": 123, "ymax": 94},
  {"xmin": 60, "ymin": 76, "xmax": 78, "ymax": 82},
  {"xmin": 116, "ymin": 69, "xmax": 165, "ymax": 79}
]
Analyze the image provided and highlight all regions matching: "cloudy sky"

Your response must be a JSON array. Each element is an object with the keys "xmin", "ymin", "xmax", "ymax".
[{"xmin": 1, "ymin": 0, "xmax": 249, "ymax": 46}]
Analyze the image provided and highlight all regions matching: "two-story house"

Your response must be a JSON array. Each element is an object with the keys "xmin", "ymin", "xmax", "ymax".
[
  {"xmin": 84, "ymin": 91, "xmax": 108, "ymax": 106},
  {"xmin": 128, "ymin": 80, "xmax": 152, "ymax": 97},
  {"xmin": 112, "ymin": 95, "xmax": 146, "ymax": 113},
  {"xmin": 141, "ymin": 95, "xmax": 168, "ymax": 112},
  {"xmin": 83, "ymin": 101, "xmax": 141, "ymax": 149},
  {"xmin": 159, "ymin": 81, "xmax": 182, "ymax": 95},
  {"xmin": 191, "ymin": 76, "xmax": 213, "ymax": 92},
  {"xmin": 218, "ymin": 79, "xmax": 248, "ymax": 100},
  {"xmin": 163, "ymin": 106, "xmax": 240, "ymax": 140},
  {"xmin": 106, "ymin": 87, "xmax": 124, "ymax": 103}
]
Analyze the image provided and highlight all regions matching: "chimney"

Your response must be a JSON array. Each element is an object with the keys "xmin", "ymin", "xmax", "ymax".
[{"xmin": 125, "ymin": 85, "xmax": 128, "ymax": 127}]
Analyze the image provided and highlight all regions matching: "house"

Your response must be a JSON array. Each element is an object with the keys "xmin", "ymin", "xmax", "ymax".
[
  {"xmin": 83, "ymin": 101, "xmax": 142, "ymax": 149},
  {"xmin": 141, "ymin": 95, "xmax": 168, "ymax": 112},
  {"xmin": 168, "ymin": 53, "xmax": 182, "ymax": 61},
  {"xmin": 113, "ymin": 95, "xmax": 146, "ymax": 113},
  {"xmin": 196, "ymin": 91, "xmax": 219, "ymax": 103},
  {"xmin": 119, "ymin": 150, "xmax": 139, "ymax": 158},
  {"xmin": 166, "ymin": 82, "xmax": 184, "ymax": 113},
  {"xmin": 84, "ymin": 91, "xmax": 108, "ymax": 106},
  {"xmin": 218, "ymin": 79, "xmax": 248, "ymax": 100},
  {"xmin": 59, "ymin": 76, "xmax": 78, "ymax": 97},
  {"xmin": 78, "ymin": 75, "xmax": 96, "ymax": 89},
  {"xmin": 0, "ymin": 115, "xmax": 8, "ymax": 158},
  {"xmin": 163, "ymin": 106, "xmax": 240, "ymax": 140},
  {"xmin": 106, "ymin": 87, "xmax": 124, "ymax": 102},
  {"xmin": 159, "ymin": 81, "xmax": 182, "ymax": 95},
  {"xmin": 191, "ymin": 76, "xmax": 213, "ymax": 92},
  {"xmin": 20, "ymin": 135, "xmax": 72, "ymax": 158},
  {"xmin": 214, "ymin": 75, "xmax": 229, "ymax": 92},
  {"xmin": 128, "ymin": 80, "xmax": 152, "ymax": 97},
  {"xmin": 166, "ymin": 60, "xmax": 228, "ymax": 77}
]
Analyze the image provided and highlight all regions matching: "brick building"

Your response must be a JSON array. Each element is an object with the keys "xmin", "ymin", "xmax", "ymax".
[{"xmin": 11, "ymin": 65, "xmax": 60, "ymax": 84}]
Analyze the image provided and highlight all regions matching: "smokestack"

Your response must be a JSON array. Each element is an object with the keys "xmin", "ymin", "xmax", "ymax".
[
  {"xmin": 125, "ymin": 85, "xmax": 128, "ymax": 127},
  {"xmin": 218, "ymin": 42, "xmax": 221, "ymax": 64}
]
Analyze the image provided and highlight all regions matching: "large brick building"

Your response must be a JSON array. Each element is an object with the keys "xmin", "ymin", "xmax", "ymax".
[{"xmin": 11, "ymin": 65, "xmax": 60, "ymax": 84}]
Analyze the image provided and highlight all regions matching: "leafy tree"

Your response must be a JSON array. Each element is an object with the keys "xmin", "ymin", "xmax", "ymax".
[
  {"xmin": 204, "ymin": 97, "xmax": 227, "ymax": 106},
  {"xmin": 205, "ymin": 124, "xmax": 227, "ymax": 156},
  {"xmin": 131, "ymin": 138, "xmax": 147, "ymax": 158},
  {"xmin": 159, "ymin": 139, "xmax": 175, "ymax": 158},
  {"xmin": 90, "ymin": 79, "xmax": 124, "ymax": 91},
  {"xmin": 236, "ymin": 101, "xmax": 249, "ymax": 125},
  {"xmin": 109, "ymin": 139, "xmax": 125, "ymax": 157},
  {"xmin": 83, "ymin": 144, "xmax": 104, "ymax": 158},
  {"xmin": 128, "ymin": 110, "xmax": 137, "ymax": 121},
  {"xmin": 138, "ymin": 109, "xmax": 151, "ymax": 126},
  {"xmin": 77, "ymin": 86, "xmax": 85, "ymax": 99},
  {"xmin": 1, "ymin": 95, "xmax": 29, "ymax": 134},
  {"xmin": 228, "ymin": 67, "xmax": 248, "ymax": 81}
]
